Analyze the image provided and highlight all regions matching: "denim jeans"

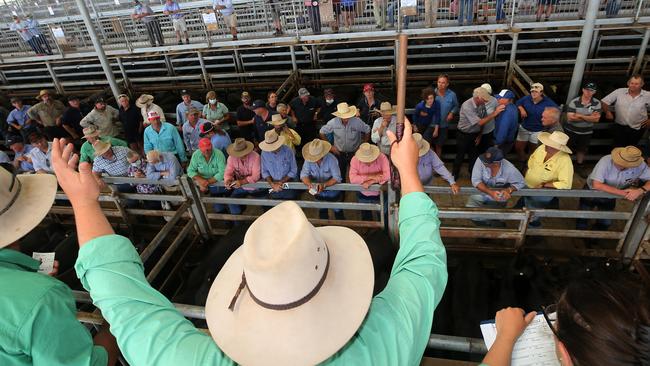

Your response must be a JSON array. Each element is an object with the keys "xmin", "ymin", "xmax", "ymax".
[
  {"xmin": 227, "ymin": 188, "xmax": 266, "ymax": 215},
  {"xmin": 387, "ymin": 2, "xmax": 412, "ymax": 27},
  {"xmin": 315, "ymin": 189, "xmax": 344, "ymax": 219},
  {"xmin": 524, "ymin": 196, "xmax": 558, "ymax": 227},
  {"xmin": 458, "ymin": 0, "xmax": 474, "ymax": 24},
  {"xmin": 208, "ymin": 185, "xmax": 230, "ymax": 213},
  {"xmin": 576, "ymin": 197, "xmax": 616, "ymax": 230},
  {"xmin": 496, "ymin": 0, "xmax": 506, "ymax": 20},
  {"xmin": 356, "ymin": 192, "xmax": 387, "ymax": 221},
  {"xmin": 466, "ymin": 194, "xmax": 507, "ymax": 226}
]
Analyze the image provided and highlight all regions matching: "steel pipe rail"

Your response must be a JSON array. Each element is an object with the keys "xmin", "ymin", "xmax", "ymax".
[
  {"xmin": 146, "ymin": 219, "xmax": 196, "ymax": 282},
  {"xmin": 423, "ymin": 186, "xmax": 621, "ymax": 199}
]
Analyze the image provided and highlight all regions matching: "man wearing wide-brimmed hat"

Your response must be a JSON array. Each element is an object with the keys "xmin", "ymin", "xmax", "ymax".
[
  {"xmin": 524, "ymin": 130, "xmax": 574, "ymax": 227},
  {"xmin": 79, "ymin": 125, "xmax": 128, "ymax": 164},
  {"xmin": 578, "ymin": 146, "xmax": 650, "ymax": 231},
  {"xmin": 349, "ymin": 142, "xmax": 390, "ymax": 221},
  {"xmin": 0, "ymin": 163, "xmax": 119, "ymax": 365},
  {"xmin": 371, "ymin": 102, "xmax": 398, "ymax": 155},
  {"xmin": 269, "ymin": 113, "xmax": 301, "ymax": 152},
  {"xmin": 223, "ymin": 138, "xmax": 262, "ymax": 215},
  {"xmin": 300, "ymin": 139, "xmax": 344, "ymax": 220},
  {"xmin": 27, "ymin": 89, "xmax": 67, "ymax": 140},
  {"xmin": 91, "ymin": 140, "xmax": 133, "ymax": 192},
  {"xmin": 50, "ymin": 117, "xmax": 448, "ymax": 366},
  {"xmin": 259, "ymin": 130, "xmax": 298, "ymax": 200},
  {"xmin": 319, "ymin": 102, "xmax": 371, "ymax": 177},
  {"xmin": 413, "ymin": 133, "xmax": 459, "ymax": 194},
  {"xmin": 135, "ymin": 94, "xmax": 166, "ymax": 125}
]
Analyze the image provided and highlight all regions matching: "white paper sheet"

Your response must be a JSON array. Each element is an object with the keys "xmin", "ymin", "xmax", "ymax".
[
  {"xmin": 480, "ymin": 314, "xmax": 560, "ymax": 366},
  {"xmin": 32, "ymin": 252, "xmax": 55, "ymax": 274}
]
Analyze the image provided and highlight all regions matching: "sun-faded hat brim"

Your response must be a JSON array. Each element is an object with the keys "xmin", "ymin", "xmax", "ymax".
[
  {"xmin": 612, "ymin": 147, "xmax": 644, "ymax": 168},
  {"xmin": 82, "ymin": 131, "xmax": 100, "ymax": 139},
  {"xmin": 258, "ymin": 135, "xmax": 286, "ymax": 152},
  {"xmin": 206, "ymin": 226, "xmax": 374, "ymax": 366},
  {"xmin": 332, "ymin": 106, "xmax": 358, "ymax": 119},
  {"xmin": 418, "ymin": 139, "xmax": 430, "ymax": 157},
  {"xmin": 268, "ymin": 117, "xmax": 287, "ymax": 126},
  {"xmin": 227, "ymin": 141, "xmax": 255, "ymax": 158},
  {"xmin": 302, "ymin": 140, "xmax": 332, "ymax": 162},
  {"xmin": 355, "ymin": 145, "xmax": 381, "ymax": 163},
  {"xmin": 0, "ymin": 174, "xmax": 57, "ymax": 248},
  {"xmin": 538, "ymin": 132, "xmax": 572, "ymax": 154}
]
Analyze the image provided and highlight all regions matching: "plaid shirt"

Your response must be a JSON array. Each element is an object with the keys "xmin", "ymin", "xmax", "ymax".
[{"xmin": 92, "ymin": 146, "xmax": 131, "ymax": 177}]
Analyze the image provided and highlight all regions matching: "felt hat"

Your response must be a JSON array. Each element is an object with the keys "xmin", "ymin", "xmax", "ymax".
[
  {"xmin": 93, "ymin": 140, "xmax": 112, "ymax": 157},
  {"xmin": 35, "ymin": 89, "xmax": 51, "ymax": 100},
  {"xmin": 0, "ymin": 165, "xmax": 57, "ymax": 248},
  {"xmin": 538, "ymin": 131, "xmax": 572, "ymax": 154},
  {"xmin": 136, "ymin": 94, "xmax": 154, "ymax": 107},
  {"xmin": 612, "ymin": 146, "xmax": 644, "ymax": 168},
  {"xmin": 268, "ymin": 113, "xmax": 287, "ymax": 126},
  {"xmin": 332, "ymin": 103, "xmax": 358, "ymax": 119},
  {"xmin": 258, "ymin": 130, "xmax": 285, "ymax": 152},
  {"xmin": 374, "ymin": 102, "xmax": 397, "ymax": 115},
  {"xmin": 82, "ymin": 126, "xmax": 100, "ymax": 139},
  {"xmin": 205, "ymin": 201, "xmax": 374, "ymax": 366},
  {"xmin": 355, "ymin": 142, "xmax": 381, "ymax": 163},
  {"xmin": 412, "ymin": 133, "xmax": 430, "ymax": 157},
  {"xmin": 227, "ymin": 138, "xmax": 255, "ymax": 158},
  {"xmin": 302, "ymin": 139, "xmax": 332, "ymax": 163}
]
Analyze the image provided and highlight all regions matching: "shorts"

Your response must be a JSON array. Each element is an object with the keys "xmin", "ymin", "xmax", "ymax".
[
  {"xmin": 223, "ymin": 13, "xmax": 237, "ymax": 27},
  {"xmin": 538, "ymin": 0, "xmax": 558, "ymax": 5},
  {"xmin": 431, "ymin": 126, "xmax": 448, "ymax": 146},
  {"xmin": 172, "ymin": 18, "xmax": 187, "ymax": 32},
  {"xmin": 565, "ymin": 129, "xmax": 592, "ymax": 153},
  {"xmin": 516, "ymin": 125, "xmax": 541, "ymax": 144}
]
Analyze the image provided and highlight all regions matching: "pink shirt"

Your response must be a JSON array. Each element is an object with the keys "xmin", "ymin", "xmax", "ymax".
[
  {"xmin": 224, "ymin": 151, "xmax": 261, "ymax": 190},
  {"xmin": 349, "ymin": 153, "xmax": 390, "ymax": 196}
]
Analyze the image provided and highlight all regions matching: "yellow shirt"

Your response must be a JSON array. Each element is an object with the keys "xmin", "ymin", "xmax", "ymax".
[
  {"xmin": 525, "ymin": 145, "xmax": 573, "ymax": 189},
  {"xmin": 279, "ymin": 128, "xmax": 301, "ymax": 152}
]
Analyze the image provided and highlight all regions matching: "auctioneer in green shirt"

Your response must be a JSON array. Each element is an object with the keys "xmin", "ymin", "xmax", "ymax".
[
  {"xmin": 74, "ymin": 191, "xmax": 447, "ymax": 366},
  {"xmin": 0, "ymin": 248, "xmax": 108, "ymax": 366},
  {"xmin": 80, "ymin": 136, "xmax": 128, "ymax": 164}
]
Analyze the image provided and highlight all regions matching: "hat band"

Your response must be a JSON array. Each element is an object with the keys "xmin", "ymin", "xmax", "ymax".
[
  {"xmin": 618, "ymin": 152, "xmax": 640, "ymax": 163},
  {"xmin": 228, "ymin": 247, "xmax": 330, "ymax": 312},
  {"xmin": 0, "ymin": 179, "xmax": 22, "ymax": 216}
]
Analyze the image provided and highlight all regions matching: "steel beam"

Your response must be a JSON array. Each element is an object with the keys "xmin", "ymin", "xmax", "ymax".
[
  {"xmin": 45, "ymin": 61, "xmax": 65, "ymax": 95},
  {"xmin": 146, "ymin": 219, "xmax": 195, "ymax": 282},
  {"xmin": 633, "ymin": 28, "xmax": 650, "ymax": 75},
  {"xmin": 566, "ymin": 0, "xmax": 599, "ymax": 104},
  {"xmin": 179, "ymin": 175, "xmax": 212, "ymax": 239}
]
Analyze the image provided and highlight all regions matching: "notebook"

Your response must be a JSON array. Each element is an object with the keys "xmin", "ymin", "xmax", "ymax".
[{"xmin": 480, "ymin": 313, "xmax": 560, "ymax": 366}]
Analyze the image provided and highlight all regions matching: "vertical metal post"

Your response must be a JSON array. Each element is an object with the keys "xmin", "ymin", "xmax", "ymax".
[
  {"xmin": 509, "ymin": 0, "xmax": 517, "ymax": 28},
  {"xmin": 588, "ymin": 28, "xmax": 599, "ymax": 59},
  {"xmin": 116, "ymin": 57, "xmax": 131, "ymax": 92},
  {"xmin": 164, "ymin": 54, "xmax": 175, "ymax": 76},
  {"xmin": 633, "ymin": 28, "xmax": 650, "ymax": 75},
  {"xmin": 566, "ymin": 0, "xmax": 599, "ymax": 105},
  {"xmin": 635, "ymin": 0, "xmax": 644, "ymax": 22},
  {"xmin": 74, "ymin": 0, "xmax": 122, "ymax": 100},
  {"xmin": 179, "ymin": 175, "xmax": 212, "ymax": 239},
  {"xmin": 290, "ymin": 45, "xmax": 298, "ymax": 72},
  {"xmin": 620, "ymin": 193, "xmax": 650, "ymax": 260},
  {"xmin": 197, "ymin": 51, "xmax": 211, "ymax": 90},
  {"xmin": 45, "ymin": 61, "xmax": 65, "ymax": 95},
  {"xmin": 506, "ymin": 32, "xmax": 519, "ymax": 87}
]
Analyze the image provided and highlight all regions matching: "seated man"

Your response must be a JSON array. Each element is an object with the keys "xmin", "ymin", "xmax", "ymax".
[
  {"xmin": 301, "ymin": 139, "xmax": 344, "ymax": 220},
  {"xmin": 146, "ymin": 149, "xmax": 182, "ymax": 186},
  {"xmin": 413, "ymin": 133, "xmax": 458, "ymax": 194},
  {"xmin": 182, "ymin": 108, "xmax": 209, "ymax": 155},
  {"xmin": 349, "ymin": 142, "xmax": 390, "ymax": 221},
  {"xmin": 28, "ymin": 132, "xmax": 54, "ymax": 174},
  {"xmin": 371, "ymin": 102, "xmax": 398, "ymax": 155},
  {"xmin": 6, "ymin": 134, "xmax": 34, "ymax": 173},
  {"xmin": 91, "ymin": 140, "xmax": 133, "ymax": 193},
  {"xmin": 80, "ymin": 126, "xmax": 128, "ymax": 164},
  {"xmin": 524, "ymin": 131, "xmax": 574, "ymax": 227},
  {"xmin": 200, "ymin": 122, "xmax": 231, "ymax": 156},
  {"xmin": 269, "ymin": 114, "xmax": 301, "ymax": 152},
  {"xmin": 466, "ymin": 147, "xmax": 525, "ymax": 227},
  {"xmin": 578, "ymin": 146, "xmax": 650, "ymax": 230},
  {"xmin": 126, "ymin": 150, "xmax": 163, "ymax": 209},
  {"xmin": 260, "ymin": 130, "xmax": 298, "ymax": 200},
  {"xmin": 50, "ymin": 117, "xmax": 447, "ymax": 366},
  {"xmin": 223, "ymin": 138, "xmax": 262, "ymax": 215},
  {"xmin": 187, "ymin": 138, "xmax": 227, "ymax": 213}
]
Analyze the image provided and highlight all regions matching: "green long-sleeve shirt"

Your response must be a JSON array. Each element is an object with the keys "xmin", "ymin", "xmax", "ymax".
[
  {"xmin": 0, "ymin": 249, "xmax": 107, "ymax": 366},
  {"xmin": 74, "ymin": 192, "xmax": 447, "ymax": 366},
  {"xmin": 186, "ymin": 149, "xmax": 226, "ymax": 182},
  {"xmin": 80, "ymin": 136, "xmax": 128, "ymax": 164}
]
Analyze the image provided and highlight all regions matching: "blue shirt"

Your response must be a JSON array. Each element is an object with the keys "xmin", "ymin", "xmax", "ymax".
[
  {"xmin": 182, "ymin": 119, "xmax": 209, "ymax": 154},
  {"xmin": 163, "ymin": 1, "xmax": 183, "ymax": 19},
  {"xmin": 413, "ymin": 100, "xmax": 441, "ymax": 129},
  {"xmin": 300, "ymin": 153, "xmax": 342, "ymax": 183},
  {"xmin": 587, "ymin": 154, "xmax": 650, "ymax": 189},
  {"xmin": 515, "ymin": 95, "xmax": 558, "ymax": 132},
  {"xmin": 211, "ymin": 132, "xmax": 232, "ymax": 155},
  {"xmin": 14, "ymin": 144, "xmax": 34, "ymax": 172},
  {"xmin": 146, "ymin": 152, "xmax": 183, "ymax": 184},
  {"xmin": 417, "ymin": 150, "xmax": 455, "ymax": 185},
  {"xmin": 261, "ymin": 145, "xmax": 297, "ymax": 181},
  {"xmin": 434, "ymin": 88, "xmax": 459, "ymax": 129},
  {"xmin": 494, "ymin": 103, "xmax": 519, "ymax": 145},
  {"xmin": 144, "ymin": 122, "xmax": 187, "ymax": 162},
  {"xmin": 471, "ymin": 158, "xmax": 526, "ymax": 199},
  {"xmin": 7, "ymin": 105, "xmax": 31, "ymax": 127},
  {"xmin": 176, "ymin": 101, "xmax": 204, "ymax": 125}
]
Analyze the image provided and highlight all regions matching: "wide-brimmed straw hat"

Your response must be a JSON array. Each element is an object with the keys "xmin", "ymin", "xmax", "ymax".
[
  {"xmin": 82, "ymin": 126, "xmax": 100, "ymax": 139},
  {"xmin": 412, "ymin": 133, "xmax": 430, "ymax": 157},
  {"xmin": 93, "ymin": 140, "xmax": 112, "ymax": 157},
  {"xmin": 0, "ymin": 165, "xmax": 57, "ymax": 248},
  {"xmin": 205, "ymin": 201, "xmax": 374, "ymax": 366},
  {"xmin": 612, "ymin": 146, "xmax": 644, "ymax": 168},
  {"xmin": 355, "ymin": 142, "xmax": 381, "ymax": 163},
  {"xmin": 302, "ymin": 139, "xmax": 332, "ymax": 163},
  {"xmin": 136, "ymin": 94, "xmax": 154, "ymax": 107},
  {"xmin": 538, "ymin": 131, "xmax": 572, "ymax": 154},
  {"xmin": 227, "ymin": 138, "xmax": 255, "ymax": 158},
  {"xmin": 373, "ymin": 101, "xmax": 397, "ymax": 115},
  {"xmin": 35, "ymin": 89, "xmax": 51, "ymax": 100},
  {"xmin": 332, "ymin": 102, "xmax": 358, "ymax": 119},
  {"xmin": 268, "ymin": 113, "xmax": 287, "ymax": 126},
  {"xmin": 259, "ymin": 130, "xmax": 285, "ymax": 152}
]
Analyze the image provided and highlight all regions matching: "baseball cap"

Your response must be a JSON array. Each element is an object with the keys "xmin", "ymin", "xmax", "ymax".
[
  {"xmin": 530, "ymin": 83, "xmax": 544, "ymax": 92},
  {"xmin": 495, "ymin": 89, "xmax": 515, "ymax": 99},
  {"xmin": 251, "ymin": 99, "xmax": 266, "ymax": 109},
  {"xmin": 298, "ymin": 88, "xmax": 310, "ymax": 97},
  {"xmin": 181, "ymin": 89, "xmax": 191, "ymax": 96},
  {"xmin": 582, "ymin": 82, "xmax": 597, "ymax": 92},
  {"xmin": 479, "ymin": 147, "xmax": 504, "ymax": 164},
  {"xmin": 94, "ymin": 97, "xmax": 106, "ymax": 104},
  {"xmin": 147, "ymin": 111, "xmax": 160, "ymax": 120},
  {"xmin": 9, "ymin": 97, "xmax": 21, "ymax": 103},
  {"xmin": 67, "ymin": 95, "xmax": 80, "ymax": 102},
  {"xmin": 480, "ymin": 83, "xmax": 493, "ymax": 95},
  {"xmin": 199, "ymin": 138, "xmax": 212, "ymax": 152},
  {"xmin": 363, "ymin": 83, "xmax": 374, "ymax": 92},
  {"xmin": 5, "ymin": 134, "xmax": 23, "ymax": 146}
]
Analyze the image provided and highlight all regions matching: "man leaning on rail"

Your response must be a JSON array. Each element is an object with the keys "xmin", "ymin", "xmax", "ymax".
[{"xmin": 50, "ymin": 118, "xmax": 448, "ymax": 366}]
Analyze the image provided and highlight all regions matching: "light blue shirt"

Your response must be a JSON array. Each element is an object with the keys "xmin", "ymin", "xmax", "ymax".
[
  {"xmin": 146, "ymin": 152, "xmax": 182, "ymax": 184},
  {"xmin": 0, "ymin": 151, "xmax": 9, "ymax": 163},
  {"xmin": 261, "ymin": 145, "xmax": 297, "ymax": 181},
  {"xmin": 26, "ymin": 18, "xmax": 42, "ymax": 36},
  {"xmin": 7, "ymin": 105, "xmax": 31, "ymax": 127},
  {"xmin": 471, "ymin": 157, "xmax": 526, "ymax": 199},
  {"xmin": 588, "ymin": 154, "xmax": 650, "ymax": 189},
  {"xmin": 213, "ymin": 0, "xmax": 234, "ymax": 15},
  {"xmin": 144, "ymin": 122, "xmax": 187, "ymax": 162},
  {"xmin": 211, "ymin": 132, "xmax": 232, "ymax": 155},
  {"xmin": 163, "ymin": 1, "xmax": 183, "ymax": 19},
  {"xmin": 435, "ymin": 88, "xmax": 459, "ymax": 129},
  {"xmin": 29, "ymin": 143, "xmax": 53, "ymax": 173},
  {"xmin": 300, "ymin": 153, "xmax": 342, "ymax": 183},
  {"xmin": 182, "ymin": 119, "xmax": 209, "ymax": 154},
  {"xmin": 319, "ymin": 117, "xmax": 371, "ymax": 153},
  {"xmin": 417, "ymin": 150, "xmax": 455, "ymax": 185},
  {"xmin": 176, "ymin": 101, "xmax": 204, "ymax": 125},
  {"xmin": 14, "ymin": 144, "xmax": 34, "ymax": 172}
]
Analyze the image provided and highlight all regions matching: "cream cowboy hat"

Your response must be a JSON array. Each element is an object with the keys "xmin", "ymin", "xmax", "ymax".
[
  {"xmin": 373, "ymin": 101, "xmax": 397, "ymax": 115},
  {"xmin": 93, "ymin": 140, "xmax": 112, "ymax": 157},
  {"xmin": 612, "ymin": 146, "xmax": 644, "ymax": 168},
  {"xmin": 412, "ymin": 133, "xmax": 430, "ymax": 157},
  {"xmin": 136, "ymin": 94, "xmax": 154, "ymax": 107},
  {"xmin": 302, "ymin": 139, "xmax": 332, "ymax": 163},
  {"xmin": 0, "ymin": 165, "xmax": 57, "ymax": 248},
  {"xmin": 258, "ymin": 130, "xmax": 285, "ymax": 152},
  {"xmin": 355, "ymin": 142, "xmax": 381, "ymax": 163},
  {"xmin": 35, "ymin": 89, "xmax": 51, "ymax": 100},
  {"xmin": 227, "ymin": 138, "xmax": 255, "ymax": 158},
  {"xmin": 538, "ymin": 131, "xmax": 572, "ymax": 154},
  {"xmin": 82, "ymin": 125, "xmax": 100, "ymax": 139},
  {"xmin": 205, "ymin": 201, "xmax": 374, "ymax": 366},
  {"xmin": 268, "ymin": 113, "xmax": 287, "ymax": 127},
  {"xmin": 332, "ymin": 102, "xmax": 358, "ymax": 119}
]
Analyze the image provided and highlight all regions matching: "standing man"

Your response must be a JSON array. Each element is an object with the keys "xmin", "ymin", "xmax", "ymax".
[
  {"xmin": 26, "ymin": 14, "xmax": 53, "ymax": 55},
  {"xmin": 163, "ymin": 0, "xmax": 189, "ymax": 45},
  {"xmin": 176, "ymin": 90, "xmax": 204, "ymax": 126},
  {"xmin": 433, "ymin": 74, "xmax": 459, "ymax": 157},
  {"xmin": 601, "ymin": 74, "xmax": 650, "ymax": 148},
  {"xmin": 10, "ymin": 15, "xmax": 41, "ymax": 55},
  {"xmin": 182, "ymin": 108, "xmax": 209, "ymax": 155},
  {"xmin": 61, "ymin": 96, "xmax": 89, "ymax": 143},
  {"xmin": 565, "ymin": 82, "xmax": 602, "ymax": 175},
  {"xmin": 305, "ymin": 0, "xmax": 322, "ymax": 34},
  {"xmin": 136, "ymin": 94, "xmax": 166, "ymax": 125},
  {"xmin": 319, "ymin": 102, "xmax": 371, "ymax": 177},
  {"xmin": 493, "ymin": 89, "xmax": 519, "ymax": 155},
  {"xmin": 251, "ymin": 100, "xmax": 273, "ymax": 143},
  {"xmin": 356, "ymin": 83, "xmax": 384, "ymax": 126},
  {"xmin": 118, "ymin": 94, "xmax": 144, "ymax": 154},
  {"xmin": 236, "ymin": 91, "xmax": 256, "ymax": 140},
  {"xmin": 6, "ymin": 97, "xmax": 37, "ymax": 141},
  {"xmin": 213, "ymin": 0, "xmax": 238, "ymax": 40},
  {"xmin": 80, "ymin": 98, "xmax": 121, "ymax": 138},
  {"xmin": 28, "ymin": 90, "xmax": 67, "ymax": 139},
  {"xmin": 371, "ymin": 102, "xmax": 397, "ymax": 155},
  {"xmin": 515, "ymin": 82, "xmax": 558, "ymax": 165},
  {"xmin": 143, "ymin": 111, "xmax": 187, "ymax": 163},
  {"xmin": 269, "ymin": 114, "xmax": 301, "ymax": 152},
  {"xmin": 132, "ymin": 0, "xmax": 164, "ymax": 47},
  {"xmin": 319, "ymin": 88, "xmax": 340, "ymax": 124},
  {"xmin": 260, "ymin": 130, "xmax": 298, "ymax": 200},
  {"xmin": 477, "ymin": 83, "xmax": 497, "ymax": 154},
  {"xmin": 290, "ymin": 88, "xmax": 321, "ymax": 144}
]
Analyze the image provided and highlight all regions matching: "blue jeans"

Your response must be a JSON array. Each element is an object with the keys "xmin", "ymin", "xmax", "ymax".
[
  {"xmin": 315, "ymin": 189, "xmax": 344, "ymax": 219},
  {"xmin": 605, "ymin": 0, "xmax": 621, "ymax": 17},
  {"xmin": 208, "ymin": 185, "xmax": 230, "ymax": 213},
  {"xmin": 496, "ymin": 0, "xmax": 506, "ymax": 20},
  {"xmin": 524, "ymin": 196, "xmax": 558, "ymax": 227},
  {"xmin": 268, "ymin": 188, "xmax": 298, "ymax": 200},
  {"xmin": 576, "ymin": 197, "xmax": 616, "ymax": 230},
  {"xmin": 387, "ymin": 2, "xmax": 412, "ymax": 28},
  {"xmin": 466, "ymin": 194, "xmax": 507, "ymax": 227},
  {"xmin": 115, "ymin": 183, "xmax": 137, "ymax": 208},
  {"xmin": 458, "ymin": 0, "xmax": 474, "ymax": 24},
  {"xmin": 356, "ymin": 192, "xmax": 387, "ymax": 221},
  {"xmin": 228, "ymin": 188, "xmax": 266, "ymax": 215}
]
